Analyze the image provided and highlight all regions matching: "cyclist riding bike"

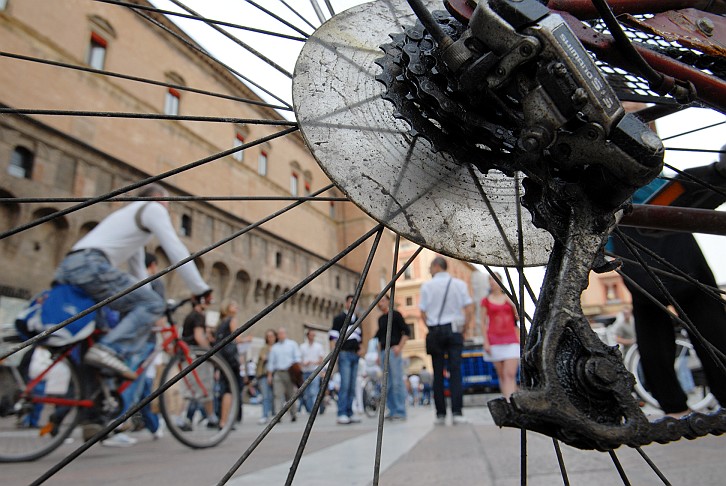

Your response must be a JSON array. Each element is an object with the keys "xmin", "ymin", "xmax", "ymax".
[{"xmin": 52, "ymin": 183, "xmax": 211, "ymax": 380}]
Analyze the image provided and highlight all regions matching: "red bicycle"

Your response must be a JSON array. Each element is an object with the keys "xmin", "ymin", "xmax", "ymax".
[{"xmin": 0, "ymin": 298, "xmax": 239, "ymax": 462}]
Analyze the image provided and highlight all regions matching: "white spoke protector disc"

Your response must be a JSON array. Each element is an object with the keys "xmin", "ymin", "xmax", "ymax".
[{"xmin": 293, "ymin": 0, "xmax": 552, "ymax": 266}]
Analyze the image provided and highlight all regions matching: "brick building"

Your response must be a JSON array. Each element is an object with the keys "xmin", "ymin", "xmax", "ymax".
[{"xmin": 0, "ymin": 0, "xmax": 394, "ymax": 343}]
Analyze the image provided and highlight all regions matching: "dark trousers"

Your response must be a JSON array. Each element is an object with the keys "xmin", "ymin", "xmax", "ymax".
[
  {"xmin": 613, "ymin": 228, "xmax": 726, "ymax": 413},
  {"xmin": 633, "ymin": 293, "xmax": 726, "ymax": 413},
  {"xmin": 426, "ymin": 324, "xmax": 464, "ymax": 417}
]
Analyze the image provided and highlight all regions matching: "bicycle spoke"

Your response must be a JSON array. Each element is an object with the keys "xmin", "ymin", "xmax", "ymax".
[
  {"xmin": 635, "ymin": 446, "xmax": 673, "ymax": 486},
  {"xmin": 283, "ymin": 230, "xmax": 385, "ymax": 486},
  {"xmin": 0, "ymin": 127, "xmax": 297, "ymax": 241},
  {"xmin": 243, "ymin": 0, "xmax": 316, "ymax": 38},
  {"xmin": 373, "ymin": 235, "xmax": 402, "ymax": 486},
  {"xmin": 0, "ymin": 51, "xmax": 292, "ymax": 111},
  {"xmin": 93, "ymin": 0, "xmax": 308, "ymax": 42},
  {"xmin": 615, "ymin": 228, "xmax": 726, "ymax": 372},
  {"xmin": 0, "ymin": 180, "xmax": 327, "ymax": 361},
  {"xmin": 275, "ymin": 0, "xmax": 318, "ymax": 31},
  {"xmin": 219, "ymin": 226, "xmax": 384, "ymax": 485},
  {"xmin": 552, "ymin": 438, "xmax": 570, "ymax": 486},
  {"xmin": 607, "ymin": 449, "xmax": 632, "ymax": 486},
  {"xmin": 165, "ymin": 0, "xmax": 295, "ymax": 79},
  {"xmin": 132, "ymin": 2, "xmax": 293, "ymax": 108}
]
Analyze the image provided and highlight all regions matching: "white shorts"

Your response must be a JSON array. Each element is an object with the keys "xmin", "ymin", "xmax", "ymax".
[{"xmin": 488, "ymin": 343, "xmax": 520, "ymax": 362}]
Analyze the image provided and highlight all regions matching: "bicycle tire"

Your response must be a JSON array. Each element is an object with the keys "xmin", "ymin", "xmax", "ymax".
[
  {"xmin": 623, "ymin": 339, "xmax": 717, "ymax": 412},
  {"xmin": 0, "ymin": 347, "xmax": 82, "ymax": 463},
  {"xmin": 158, "ymin": 347, "xmax": 239, "ymax": 449},
  {"xmin": 362, "ymin": 379, "xmax": 380, "ymax": 418}
]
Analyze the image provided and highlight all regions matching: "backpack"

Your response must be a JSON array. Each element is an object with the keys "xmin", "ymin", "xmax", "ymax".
[{"xmin": 15, "ymin": 284, "xmax": 97, "ymax": 347}]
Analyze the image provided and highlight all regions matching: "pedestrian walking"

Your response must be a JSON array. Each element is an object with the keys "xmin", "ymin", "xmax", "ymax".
[
  {"xmin": 266, "ymin": 328, "xmax": 302, "ymax": 422},
  {"xmin": 376, "ymin": 294, "xmax": 410, "ymax": 420},
  {"xmin": 299, "ymin": 328, "xmax": 325, "ymax": 413},
  {"xmin": 419, "ymin": 256, "xmax": 473, "ymax": 425},
  {"xmin": 329, "ymin": 294, "xmax": 363, "ymax": 424}
]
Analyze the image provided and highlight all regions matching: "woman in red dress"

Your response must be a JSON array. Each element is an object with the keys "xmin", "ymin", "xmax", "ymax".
[{"xmin": 480, "ymin": 274, "xmax": 520, "ymax": 400}]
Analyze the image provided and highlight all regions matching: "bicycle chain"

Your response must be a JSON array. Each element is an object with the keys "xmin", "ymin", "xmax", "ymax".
[{"xmin": 375, "ymin": 12, "xmax": 519, "ymax": 175}]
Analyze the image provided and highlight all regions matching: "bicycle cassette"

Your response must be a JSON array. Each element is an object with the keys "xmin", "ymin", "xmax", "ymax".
[{"xmin": 293, "ymin": 0, "xmax": 552, "ymax": 266}]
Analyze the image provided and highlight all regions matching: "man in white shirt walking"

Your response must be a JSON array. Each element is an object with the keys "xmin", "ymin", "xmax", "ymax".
[
  {"xmin": 419, "ymin": 256, "xmax": 473, "ymax": 425},
  {"xmin": 266, "ymin": 327, "xmax": 302, "ymax": 422},
  {"xmin": 299, "ymin": 328, "xmax": 325, "ymax": 413}
]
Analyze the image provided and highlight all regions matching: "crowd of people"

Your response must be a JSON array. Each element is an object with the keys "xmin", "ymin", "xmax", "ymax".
[{"xmin": 42, "ymin": 178, "xmax": 726, "ymax": 448}]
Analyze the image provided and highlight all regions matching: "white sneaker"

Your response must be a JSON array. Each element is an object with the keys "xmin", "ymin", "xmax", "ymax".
[
  {"xmin": 257, "ymin": 417, "xmax": 269, "ymax": 425},
  {"xmin": 84, "ymin": 345, "xmax": 137, "ymax": 381},
  {"xmin": 348, "ymin": 416, "xmax": 361, "ymax": 424},
  {"xmin": 102, "ymin": 433, "xmax": 138, "ymax": 447},
  {"xmin": 153, "ymin": 418, "xmax": 165, "ymax": 440},
  {"xmin": 434, "ymin": 416, "xmax": 446, "ymax": 426},
  {"xmin": 452, "ymin": 415, "xmax": 469, "ymax": 425},
  {"xmin": 336, "ymin": 416, "xmax": 351, "ymax": 424}
]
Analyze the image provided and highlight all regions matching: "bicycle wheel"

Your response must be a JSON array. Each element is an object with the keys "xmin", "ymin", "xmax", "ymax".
[
  {"xmin": 0, "ymin": 346, "xmax": 82, "ymax": 462},
  {"xmin": 2, "ymin": 0, "xmax": 726, "ymax": 484},
  {"xmin": 363, "ymin": 379, "xmax": 380, "ymax": 418},
  {"xmin": 624, "ymin": 339, "xmax": 717, "ymax": 412},
  {"xmin": 158, "ymin": 347, "xmax": 239, "ymax": 449}
]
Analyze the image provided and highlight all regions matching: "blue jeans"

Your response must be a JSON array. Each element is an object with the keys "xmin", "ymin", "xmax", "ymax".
[
  {"xmin": 337, "ymin": 350, "xmax": 358, "ymax": 418},
  {"xmin": 54, "ymin": 250, "xmax": 165, "ymax": 360},
  {"xmin": 259, "ymin": 375, "xmax": 274, "ymax": 419},
  {"xmin": 301, "ymin": 371, "xmax": 321, "ymax": 413},
  {"xmin": 120, "ymin": 343, "xmax": 160, "ymax": 433},
  {"xmin": 380, "ymin": 350, "xmax": 406, "ymax": 417}
]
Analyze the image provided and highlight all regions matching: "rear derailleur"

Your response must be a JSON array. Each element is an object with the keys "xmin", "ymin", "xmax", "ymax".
[{"xmin": 381, "ymin": 0, "xmax": 726, "ymax": 449}]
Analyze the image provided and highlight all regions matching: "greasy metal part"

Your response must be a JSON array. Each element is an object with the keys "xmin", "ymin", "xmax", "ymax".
[
  {"xmin": 491, "ymin": 184, "xmax": 726, "ymax": 449},
  {"xmin": 559, "ymin": 11, "xmax": 726, "ymax": 113},
  {"xmin": 621, "ymin": 204, "xmax": 726, "ymax": 236},
  {"xmin": 622, "ymin": 9, "xmax": 726, "ymax": 57},
  {"xmin": 545, "ymin": 0, "xmax": 719, "ymax": 20},
  {"xmin": 294, "ymin": 0, "xmax": 726, "ymax": 450},
  {"xmin": 293, "ymin": 0, "xmax": 554, "ymax": 266}
]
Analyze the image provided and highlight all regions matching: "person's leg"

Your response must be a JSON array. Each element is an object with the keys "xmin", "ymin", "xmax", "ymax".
[
  {"xmin": 389, "ymin": 352, "xmax": 407, "ymax": 417},
  {"xmin": 678, "ymin": 292, "xmax": 726, "ymax": 407},
  {"xmin": 632, "ymin": 298, "xmax": 688, "ymax": 414},
  {"xmin": 219, "ymin": 387, "xmax": 232, "ymax": 428},
  {"xmin": 272, "ymin": 372, "xmax": 285, "ymax": 418},
  {"xmin": 283, "ymin": 373, "xmax": 296, "ymax": 420},
  {"xmin": 430, "ymin": 350, "xmax": 446, "ymax": 418},
  {"xmin": 55, "ymin": 251, "xmax": 165, "ymax": 360},
  {"xmin": 500, "ymin": 358, "xmax": 520, "ymax": 399},
  {"xmin": 337, "ymin": 351, "xmax": 355, "ymax": 418},
  {"xmin": 308, "ymin": 374, "xmax": 321, "ymax": 413},
  {"xmin": 448, "ymin": 332, "xmax": 464, "ymax": 416},
  {"xmin": 301, "ymin": 371, "xmax": 312, "ymax": 413},
  {"xmin": 493, "ymin": 360, "xmax": 505, "ymax": 394},
  {"xmin": 258, "ymin": 375, "xmax": 272, "ymax": 423}
]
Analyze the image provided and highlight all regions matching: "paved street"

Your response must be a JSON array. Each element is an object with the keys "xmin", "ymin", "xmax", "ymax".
[{"xmin": 5, "ymin": 394, "xmax": 726, "ymax": 485}]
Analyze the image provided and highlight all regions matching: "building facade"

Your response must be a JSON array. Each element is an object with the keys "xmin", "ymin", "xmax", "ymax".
[{"xmin": 0, "ymin": 0, "xmax": 394, "ymax": 343}]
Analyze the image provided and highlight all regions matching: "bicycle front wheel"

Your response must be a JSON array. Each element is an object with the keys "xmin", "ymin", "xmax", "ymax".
[
  {"xmin": 0, "ymin": 347, "xmax": 82, "ymax": 462},
  {"xmin": 158, "ymin": 347, "xmax": 239, "ymax": 449}
]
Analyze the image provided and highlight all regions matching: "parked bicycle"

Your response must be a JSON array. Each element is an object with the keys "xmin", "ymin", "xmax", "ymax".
[
  {"xmin": 362, "ymin": 369, "xmax": 383, "ymax": 419},
  {"xmin": 0, "ymin": 297, "xmax": 239, "ymax": 462}
]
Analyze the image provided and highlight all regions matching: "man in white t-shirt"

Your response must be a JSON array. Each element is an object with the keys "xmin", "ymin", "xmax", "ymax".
[
  {"xmin": 419, "ymin": 256, "xmax": 473, "ymax": 425},
  {"xmin": 53, "ymin": 184, "xmax": 210, "ymax": 380}
]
